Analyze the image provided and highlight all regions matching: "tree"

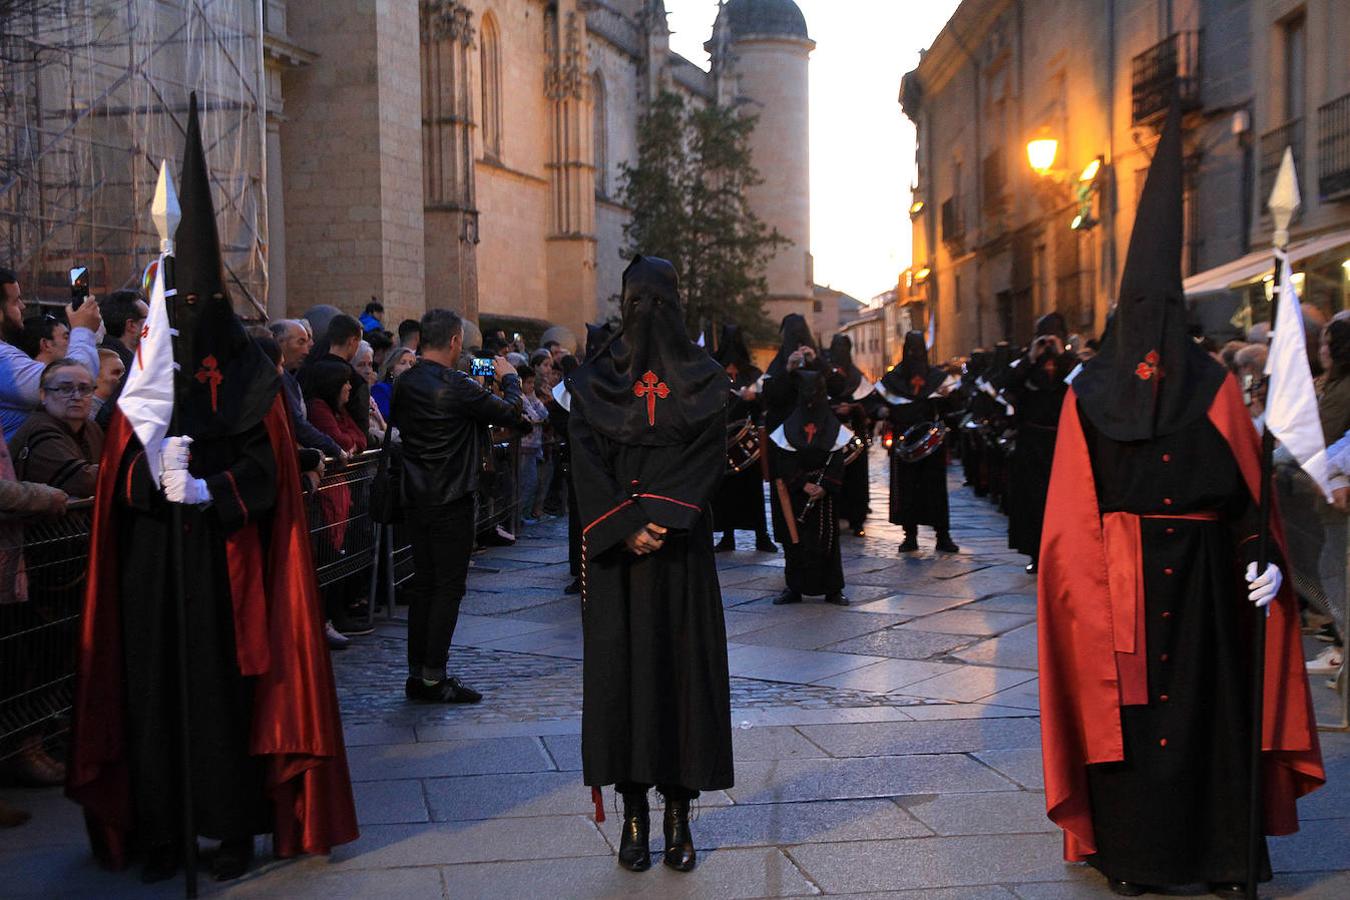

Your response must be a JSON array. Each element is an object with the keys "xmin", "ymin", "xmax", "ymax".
[{"xmin": 617, "ymin": 91, "xmax": 787, "ymax": 344}]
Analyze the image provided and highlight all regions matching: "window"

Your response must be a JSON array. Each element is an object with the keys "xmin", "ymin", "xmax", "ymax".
[
  {"xmin": 1283, "ymin": 14, "xmax": 1306, "ymax": 123},
  {"xmin": 592, "ymin": 72, "xmax": 608, "ymax": 196},
  {"xmin": 480, "ymin": 14, "xmax": 502, "ymax": 158}
]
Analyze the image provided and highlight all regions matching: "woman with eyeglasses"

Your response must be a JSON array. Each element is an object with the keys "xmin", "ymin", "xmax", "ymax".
[{"xmin": 9, "ymin": 358, "xmax": 103, "ymax": 498}]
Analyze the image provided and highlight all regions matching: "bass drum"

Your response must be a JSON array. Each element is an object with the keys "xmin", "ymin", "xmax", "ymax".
[
  {"xmin": 726, "ymin": 417, "xmax": 761, "ymax": 474},
  {"xmin": 842, "ymin": 433, "xmax": 868, "ymax": 466},
  {"xmin": 893, "ymin": 420, "xmax": 950, "ymax": 464}
]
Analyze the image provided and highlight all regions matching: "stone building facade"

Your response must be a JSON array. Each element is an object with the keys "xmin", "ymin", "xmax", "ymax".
[
  {"xmin": 895, "ymin": 0, "xmax": 1350, "ymax": 364},
  {"xmin": 263, "ymin": 0, "xmax": 816, "ymax": 346}
]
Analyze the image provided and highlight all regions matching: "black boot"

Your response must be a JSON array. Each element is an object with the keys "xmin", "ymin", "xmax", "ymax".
[
  {"xmin": 1208, "ymin": 885, "xmax": 1246, "ymax": 898},
  {"xmin": 824, "ymin": 592, "xmax": 850, "ymax": 606},
  {"xmin": 617, "ymin": 791, "xmax": 651, "ymax": 872},
  {"xmin": 563, "ymin": 577, "xmax": 581, "ymax": 595},
  {"xmin": 935, "ymin": 531, "xmax": 959, "ymax": 553},
  {"xmin": 899, "ymin": 529, "xmax": 918, "ymax": 552},
  {"xmin": 715, "ymin": 533, "xmax": 736, "ymax": 553},
  {"xmin": 1024, "ymin": 557, "xmax": 1038, "ymax": 575},
  {"xmin": 772, "ymin": 588, "xmax": 802, "ymax": 605},
  {"xmin": 1107, "ymin": 880, "xmax": 1146, "ymax": 897},
  {"xmin": 755, "ymin": 532, "xmax": 778, "ymax": 553},
  {"xmin": 211, "ymin": 837, "xmax": 253, "ymax": 882},
  {"xmin": 662, "ymin": 799, "xmax": 696, "ymax": 872}
]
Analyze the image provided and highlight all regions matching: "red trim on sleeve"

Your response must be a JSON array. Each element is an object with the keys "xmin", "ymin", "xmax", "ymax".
[
  {"xmin": 223, "ymin": 470, "xmax": 248, "ymax": 526},
  {"xmin": 634, "ymin": 493, "xmax": 701, "ymax": 512},
  {"xmin": 124, "ymin": 450, "xmax": 145, "ymax": 505},
  {"xmin": 583, "ymin": 499, "xmax": 635, "ymax": 535}
]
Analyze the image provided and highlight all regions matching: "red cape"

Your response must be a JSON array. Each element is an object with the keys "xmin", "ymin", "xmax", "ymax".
[
  {"xmin": 1037, "ymin": 376, "xmax": 1324, "ymax": 861},
  {"xmin": 67, "ymin": 398, "xmax": 358, "ymax": 866}
]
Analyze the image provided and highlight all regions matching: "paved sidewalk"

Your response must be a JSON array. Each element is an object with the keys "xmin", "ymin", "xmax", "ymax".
[{"xmin": 3, "ymin": 448, "xmax": 1348, "ymax": 897}]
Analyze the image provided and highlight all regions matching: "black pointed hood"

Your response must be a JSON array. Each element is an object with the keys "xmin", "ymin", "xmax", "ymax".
[
  {"xmin": 1072, "ymin": 102, "xmax": 1223, "ymax": 441},
  {"xmin": 783, "ymin": 369, "xmax": 841, "ymax": 452},
  {"xmin": 174, "ymin": 92, "xmax": 278, "ymax": 438},
  {"xmin": 765, "ymin": 313, "xmax": 817, "ymax": 378},
  {"xmin": 567, "ymin": 256, "xmax": 726, "ymax": 445},
  {"xmin": 881, "ymin": 330, "xmax": 946, "ymax": 400},
  {"xmin": 714, "ymin": 322, "xmax": 752, "ymax": 370},
  {"xmin": 583, "ymin": 321, "xmax": 613, "ymax": 360},
  {"xmin": 1035, "ymin": 312, "xmax": 1068, "ymax": 340},
  {"xmin": 826, "ymin": 333, "xmax": 864, "ymax": 398}
]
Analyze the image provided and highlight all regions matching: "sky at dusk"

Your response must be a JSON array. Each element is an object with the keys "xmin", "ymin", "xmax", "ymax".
[{"xmin": 662, "ymin": 0, "xmax": 962, "ymax": 304}]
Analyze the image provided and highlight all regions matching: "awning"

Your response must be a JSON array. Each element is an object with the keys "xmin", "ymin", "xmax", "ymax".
[{"xmin": 1183, "ymin": 229, "xmax": 1350, "ymax": 296}]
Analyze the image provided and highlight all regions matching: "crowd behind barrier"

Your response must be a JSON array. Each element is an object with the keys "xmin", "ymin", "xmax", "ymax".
[{"xmin": 0, "ymin": 437, "xmax": 522, "ymax": 765}]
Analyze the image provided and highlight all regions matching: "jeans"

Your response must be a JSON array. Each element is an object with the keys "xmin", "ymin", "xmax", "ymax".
[
  {"xmin": 517, "ymin": 448, "xmax": 541, "ymax": 518},
  {"xmin": 406, "ymin": 495, "xmax": 476, "ymax": 679}
]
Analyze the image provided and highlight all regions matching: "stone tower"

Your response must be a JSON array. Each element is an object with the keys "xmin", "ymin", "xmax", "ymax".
[{"xmin": 709, "ymin": 0, "xmax": 815, "ymax": 332}]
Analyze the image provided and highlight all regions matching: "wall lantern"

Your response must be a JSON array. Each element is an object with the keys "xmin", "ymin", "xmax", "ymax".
[
  {"xmin": 913, "ymin": 266, "xmax": 932, "ymax": 285},
  {"xmin": 1026, "ymin": 134, "xmax": 1059, "ymax": 177},
  {"xmin": 909, "ymin": 200, "xmax": 925, "ymax": 216}
]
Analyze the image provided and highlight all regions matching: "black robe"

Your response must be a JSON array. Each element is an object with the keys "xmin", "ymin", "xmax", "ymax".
[
  {"xmin": 713, "ymin": 369, "xmax": 769, "ymax": 536},
  {"xmin": 547, "ymin": 391, "xmax": 579, "ymax": 577},
  {"xmin": 1004, "ymin": 353, "xmax": 1074, "ymax": 557},
  {"xmin": 881, "ymin": 386, "xmax": 953, "ymax": 530},
  {"xmin": 571, "ymin": 408, "xmax": 733, "ymax": 792},
  {"xmin": 1080, "ymin": 412, "xmax": 1271, "ymax": 886},
  {"xmin": 116, "ymin": 424, "xmax": 277, "ymax": 844},
  {"xmin": 771, "ymin": 435, "xmax": 845, "ymax": 596},
  {"xmin": 826, "ymin": 375, "xmax": 871, "ymax": 531}
]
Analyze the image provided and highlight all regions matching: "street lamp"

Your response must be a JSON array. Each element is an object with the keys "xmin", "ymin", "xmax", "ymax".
[{"xmin": 1026, "ymin": 135, "xmax": 1059, "ymax": 177}]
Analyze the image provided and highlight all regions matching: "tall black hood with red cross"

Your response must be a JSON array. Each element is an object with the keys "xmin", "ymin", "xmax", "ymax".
[
  {"xmin": 783, "ymin": 370, "xmax": 841, "ymax": 452},
  {"xmin": 566, "ymin": 256, "xmax": 725, "ymax": 446},
  {"xmin": 173, "ymin": 92, "xmax": 278, "ymax": 439},
  {"xmin": 881, "ymin": 331, "xmax": 947, "ymax": 401},
  {"xmin": 1070, "ymin": 101, "xmax": 1223, "ymax": 441}
]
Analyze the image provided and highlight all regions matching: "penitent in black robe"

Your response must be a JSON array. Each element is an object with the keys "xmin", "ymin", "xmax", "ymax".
[
  {"xmin": 1003, "ymin": 352, "xmax": 1074, "ymax": 558},
  {"xmin": 713, "ymin": 369, "xmax": 769, "ymax": 536},
  {"xmin": 1080, "ymin": 413, "xmax": 1272, "ymax": 886},
  {"xmin": 117, "ymin": 425, "xmax": 277, "ymax": 845},
  {"xmin": 826, "ymin": 375, "xmax": 872, "ymax": 532},
  {"xmin": 571, "ymin": 409, "xmax": 734, "ymax": 793},
  {"xmin": 881, "ymin": 388, "xmax": 952, "ymax": 530},
  {"xmin": 771, "ymin": 435, "xmax": 845, "ymax": 596}
]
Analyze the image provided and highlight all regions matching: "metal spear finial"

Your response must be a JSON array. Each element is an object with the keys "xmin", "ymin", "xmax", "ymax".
[
  {"xmin": 151, "ymin": 159, "xmax": 181, "ymax": 254},
  {"xmin": 1267, "ymin": 147, "xmax": 1301, "ymax": 251}
]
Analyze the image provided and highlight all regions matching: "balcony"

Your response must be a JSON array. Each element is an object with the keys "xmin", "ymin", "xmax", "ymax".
[
  {"xmin": 941, "ymin": 197, "xmax": 964, "ymax": 250},
  {"xmin": 1259, "ymin": 119, "xmax": 1303, "ymax": 213},
  {"xmin": 1319, "ymin": 93, "xmax": 1350, "ymax": 201},
  {"xmin": 1131, "ymin": 31, "xmax": 1202, "ymax": 125}
]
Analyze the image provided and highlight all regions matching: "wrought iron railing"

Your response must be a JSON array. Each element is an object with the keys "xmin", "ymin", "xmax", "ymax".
[
  {"xmin": 1131, "ymin": 31, "xmax": 1202, "ymax": 125},
  {"xmin": 1318, "ymin": 93, "xmax": 1350, "ymax": 201}
]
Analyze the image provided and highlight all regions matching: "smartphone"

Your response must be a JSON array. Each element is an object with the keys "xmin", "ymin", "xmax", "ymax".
[
  {"xmin": 69, "ymin": 266, "xmax": 89, "ymax": 308},
  {"xmin": 470, "ymin": 356, "xmax": 495, "ymax": 379}
]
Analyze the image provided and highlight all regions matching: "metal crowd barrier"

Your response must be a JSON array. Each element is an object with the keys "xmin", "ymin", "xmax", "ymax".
[{"xmin": 0, "ymin": 438, "xmax": 522, "ymax": 764}]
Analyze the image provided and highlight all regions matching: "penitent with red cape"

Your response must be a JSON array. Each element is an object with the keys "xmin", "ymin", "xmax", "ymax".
[
  {"xmin": 1036, "ymin": 102, "xmax": 1322, "ymax": 890},
  {"xmin": 66, "ymin": 94, "xmax": 357, "ymax": 877}
]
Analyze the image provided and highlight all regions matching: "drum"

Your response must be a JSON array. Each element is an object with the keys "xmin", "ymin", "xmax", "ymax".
[
  {"xmin": 894, "ymin": 420, "xmax": 950, "ymax": 463},
  {"xmin": 842, "ymin": 433, "xmax": 867, "ymax": 466},
  {"xmin": 726, "ymin": 417, "xmax": 761, "ymax": 474}
]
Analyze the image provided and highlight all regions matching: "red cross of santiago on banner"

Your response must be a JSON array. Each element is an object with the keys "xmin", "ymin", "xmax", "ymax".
[
  {"xmin": 632, "ymin": 370, "xmax": 669, "ymax": 427},
  {"xmin": 135, "ymin": 323, "xmax": 150, "ymax": 371},
  {"xmin": 195, "ymin": 354, "xmax": 223, "ymax": 412}
]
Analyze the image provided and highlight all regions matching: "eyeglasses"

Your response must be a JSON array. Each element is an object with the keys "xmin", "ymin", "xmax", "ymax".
[{"xmin": 43, "ymin": 382, "xmax": 95, "ymax": 398}]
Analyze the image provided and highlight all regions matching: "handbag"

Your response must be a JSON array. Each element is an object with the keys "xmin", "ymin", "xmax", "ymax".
[{"xmin": 369, "ymin": 397, "xmax": 403, "ymax": 525}]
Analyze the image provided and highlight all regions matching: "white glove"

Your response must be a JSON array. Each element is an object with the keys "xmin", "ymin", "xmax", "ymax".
[
  {"xmin": 161, "ymin": 435, "xmax": 193, "ymax": 472},
  {"xmin": 1245, "ymin": 562, "xmax": 1283, "ymax": 609},
  {"xmin": 162, "ymin": 468, "xmax": 211, "ymax": 505}
]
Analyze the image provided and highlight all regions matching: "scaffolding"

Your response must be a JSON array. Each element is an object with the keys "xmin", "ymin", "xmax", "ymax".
[{"xmin": 0, "ymin": 0, "xmax": 267, "ymax": 315}]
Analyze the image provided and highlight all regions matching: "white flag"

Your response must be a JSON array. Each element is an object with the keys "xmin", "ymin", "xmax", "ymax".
[
  {"xmin": 1265, "ymin": 252, "xmax": 1333, "ymax": 500},
  {"xmin": 117, "ymin": 255, "xmax": 175, "ymax": 483}
]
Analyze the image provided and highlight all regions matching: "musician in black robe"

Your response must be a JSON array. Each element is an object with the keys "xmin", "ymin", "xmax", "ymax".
[
  {"xmin": 825, "ymin": 334, "xmax": 872, "ymax": 537},
  {"xmin": 876, "ymin": 332, "xmax": 959, "ymax": 553},
  {"xmin": 1004, "ymin": 312, "xmax": 1077, "ymax": 573},
  {"xmin": 761, "ymin": 313, "xmax": 821, "ymax": 432},
  {"xmin": 771, "ymin": 371, "xmax": 850, "ymax": 605},
  {"xmin": 712, "ymin": 324, "xmax": 775, "ymax": 553},
  {"xmin": 569, "ymin": 256, "xmax": 732, "ymax": 875}
]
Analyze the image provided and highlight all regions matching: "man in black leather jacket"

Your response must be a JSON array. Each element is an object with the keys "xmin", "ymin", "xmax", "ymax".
[{"xmin": 391, "ymin": 308, "xmax": 524, "ymax": 703}]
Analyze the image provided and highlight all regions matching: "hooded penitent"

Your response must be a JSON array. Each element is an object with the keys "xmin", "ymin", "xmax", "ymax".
[
  {"xmin": 1069, "ymin": 103, "xmax": 1224, "ymax": 442},
  {"xmin": 782, "ymin": 370, "xmax": 844, "ymax": 452},
  {"xmin": 882, "ymin": 330, "xmax": 947, "ymax": 400},
  {"xmin": 765, "ymin": 313, "xmax": 817, "ymax": 378},
  {"xmin": 1035, "ymin": 312, "xmax": 1069, "ymax": 341},
  {"xmin": 174, "ymin": 93, "xmax": 278, "ymax": 439},
  {"xmin": 714, "ymin": 323, "xmax": 753, "ymax": 372},
  {"xmin": 826, "ymin": 334, "xmax": 865, "ymax": 398},
  {"xmin": 567, "ymin": 256, "xmax": 725, "ymax": 446},
  {"xmin": 583, "ymin": 321, "xmax": 613, "ymax": 361}
]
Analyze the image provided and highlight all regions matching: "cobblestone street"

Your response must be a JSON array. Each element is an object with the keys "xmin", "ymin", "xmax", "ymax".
[{"xmin": 4, "ymin": 448, "xmax": 1348, "ymax": 898}]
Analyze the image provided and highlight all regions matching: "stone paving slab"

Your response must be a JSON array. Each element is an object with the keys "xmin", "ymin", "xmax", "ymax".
[
  {"xmin": 726, "ymin": 643, "xmax": 885, "ymax": 684},
  {"xmin": 848, "ymin": 593, "xmax": 976, "ymax": 617},
  {"xmin": 972, "ymin": 748, "xmax": 1046, "ymax": 790},
  {"xmin": 950, "ymin": 624, "xmax": 1039, "ymax": 671},
  {"xmin": 734, "ymin": 611, "xmax": 910, "ymax": 651},
  {"xmin": 352, "ymin": 778, "xmax": 430, "ymax": 825},
  {"xmin": 325, "ymin": 816, "xmax": 610, "ymax": 869},
  {"xmin": 813, "ymin": 658, "xmax": 963, "ymax": 693},
  {"xmin": 895, "ymin": 609, "xmax": 1035, "ymax": 637},
  {"xmin": 727, "ymin": 754, "xmax": 1017, "ymax": 804},
  {"xmin": 895, "ymin": 665, "xmax": 1039, "ymax": 704},
  {"xmin": 900, "ymin": 791, "xmax": 1055, "ymax": 836},
  {"xmin": 346, "ymin": 735, "xmax": 553, "ymax": 781},
  {"xmin": 822, "ymin": 627, "xmax": 978, "ymax": 661},
  {"xmin": 796, "ymin": 718, "xmax": 1042, "ymax": 758}
]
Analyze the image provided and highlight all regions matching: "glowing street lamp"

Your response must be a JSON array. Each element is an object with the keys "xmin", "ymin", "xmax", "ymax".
[
  {"xmin": 1078, "ymin": 157, "xmax": 1102, "ymax": 183},
  {"xmin": 1026, "ymin": 136, "xmax": 1059, "ymax": 177}
]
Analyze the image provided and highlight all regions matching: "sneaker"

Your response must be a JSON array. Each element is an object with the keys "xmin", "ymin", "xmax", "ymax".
[
  {"xmin": 1306, "ymin": 645, "xmax": 1343, "ymax": 674},
  {"xmin": 409, "ymin": 676, "xmax": 483, "ymax": 704},
  {"xmin": 495, "ymin": 524, "xmax": 516, "ymax": 544},
  {"xmin": 325, "ymin": 620, "xmax": 350, "ymax": 650}
]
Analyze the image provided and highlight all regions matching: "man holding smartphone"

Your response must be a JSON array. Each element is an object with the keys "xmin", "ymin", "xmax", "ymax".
[
  {"xmin": 391, "ymin": 308, "xmax": 524, "ymax": 703},
  {"xmin": 0, "ymin": 267, "xmax": 103, "ymax": 440}
]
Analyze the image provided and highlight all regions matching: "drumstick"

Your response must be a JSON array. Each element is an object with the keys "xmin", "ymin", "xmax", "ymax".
[{"xmin": 775, "ymin": 479, "xmax": 800, "ymax": 545}]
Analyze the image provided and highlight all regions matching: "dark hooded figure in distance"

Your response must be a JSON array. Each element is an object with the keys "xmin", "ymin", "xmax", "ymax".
[
  {"xmin": 770, "ymin": 370, "xmax": 851, "ymax": 605},
  {"xmin": 567, "ymin": 256, "xmax": 732, "ymax": 875},
  {"xmin": 67, "ymin": 95, "xmax": 357, "ymax": 884},
  {"xmin": 875, "ymin": 331, "xmax": 959, "ymax": 553},
  {"xmin": 712, "ymin": 322, "xmax": 776, "ymax": 553},
  {"xmin": 761, "ymin": 313, "xmax": 822, "ymax": 432},
  {"xmin": 1037, "ymin": 104, "xmax": 1323, "ymax": 897},
  {"xmin": 825, "ymin": 333, "xmax": 874, "ymax": 536},
  {"xmin": 1003, "ymin": 311, "xmax": 1077, "ymax": 573}
]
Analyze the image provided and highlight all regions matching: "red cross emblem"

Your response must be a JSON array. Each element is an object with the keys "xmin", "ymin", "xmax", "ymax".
[
  {"xmin": 195, "ymin": 354, "xmax": 223, "ymax": 411},
  {"xmin": 135, "ymin": 323, "xmax": 150, "ymax": 371},
  {"xmin": 803, "ymin": 422, "xmax": 818, "ymax": 444},
  {"xmin": 1135, "ymin": 350, "xmax": 1160, "ymax": 381},
  {"xmin": 632, "ymin": 370, "xmax": 669, "ymax": 427},
  {"xmin": 910, "ymin": 374, "xmax": 926, "ymax": 394}
]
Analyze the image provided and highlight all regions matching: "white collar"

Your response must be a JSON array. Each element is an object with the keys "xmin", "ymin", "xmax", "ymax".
[
  {"xmin": 551, "ymin": 379, "xmax": 571, "ymax": 411},
  {"xmin": 769, "ymin": 422, "xmax": 854, "ymax": 452}
]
